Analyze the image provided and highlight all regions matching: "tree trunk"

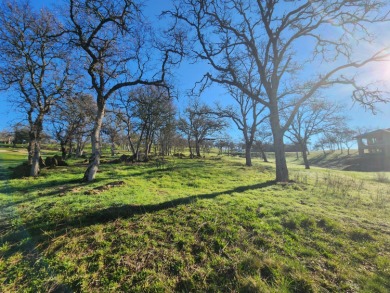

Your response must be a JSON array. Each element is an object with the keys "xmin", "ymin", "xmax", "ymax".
[
  {"xmin": 260, "ymin": 147, "xmax": 268, "ymax": 162},
  {"xmin": 270, "ymin": 106, "xmax": 289, "ymax": 182},
  {"xmin": 260, "ymin": 142, "xmax": 268, "ymax": 163},
  {"xmin": 134, "ymin": 125, "xmax": 145, "ymax": 161},
  {"xmin": 301, "ymin": 143, "xmax": 310, "ymax": 169},
  {"xmin": 67, "ymin": 140, "xmax": 73, "ymax": 158},
  {"xmin": 144, "ymin": 140, "xmax": 150, "ymax": 161},
  {"xmin": 245, "ymin": 142, "xmax": 252, "ymax": 166},
  {"xmin": 127, "ymin": 131, "xmax": 136, "ymax": 156},
  {"xmin": 27, "ymin": 140, "xmax": 33, "ymax": 165},
  {"xmin": 111, "ymin": 142, "xmax": 116, "ymax": 156},
  {"xmin": 83, "ymin": 103, "xmax": 105, "ymax": 182},
  {"xmin": 28, "ymin": 128, "xmax": 37, "ymax": 165},
  {"xmin": 273, "ymin": 131, "xmax": 289, "ymax": 182},
  {"xmin": 30, "ymin": 139, "xmax": 40, "ymax": 177},
  {"xmin": 76, "ymin": 137, "xmax": 86, "ymax": 157},
  {"xmin": 29, "ymin": 119, "xmax": 43, "ymax": 177},
  {"xmin": 187, "ymin": 136, "xmax": 193, "ymax": 157},
  {"xmin": 61, "ymin": 142, "xmax": 67, "ymax": 160},
  {"xmin": 195, "ymin": 140, "xmax": 201, "ymax": 157}
]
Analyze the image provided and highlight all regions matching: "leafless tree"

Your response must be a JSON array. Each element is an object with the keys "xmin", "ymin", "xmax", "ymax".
[
  {"xmin": 178, "ymin": 100, "xmax": 226, "ymax": 157},
  {"xmin": 154, "ymin": 107, "xmax": 177, "ymax": 157},
  {"xmin": 255, "ymin": 124, "xmax": 273, "ymax": 163},
  {"xmin": 334, "ymin": 127, "xmax": 357, "ymax": 155},
  {"xmin": 166, "ymin": 0, "xmax": 390, "ymax": 182},
  {"xmin": 49, "ymin": 93, "xmax": 95, "ymax": 159},
  {"xmin": 285, "ymin": 98, "xmax": 344, "ymax": 169},
  {"xmin": 0, "ymin": 0, "xmax": 71, "ymax": 176},
  {"xmin": 171, "ymin": 135, "xmax": 188, "ymax": 155},
  {"xmin": 111, "ymin": 90, "xmax": 138, "ymax": 157},
  {"xmin": 65, "ymin": 0, "xmax": 183, "ymax": 181},
  {"xmin": 101, "ymin": 111, "xmax": 126, "ymax": 157},
  {"xmin": 131, "ymin": 86, "xmax": 175, "ymax": 161},
  {"xmin": 111, "ymin": 86, "xmax": 175, "ymax": 161},
  {"xmin": 314, "ymin": 132, "xmax": 341, "ymax": 154},
  {"xmin": 0, "ymin": 128, "xmax": 14, "ymax": 144},
  {"xmin": 217, "ymin": 87, "xmax": 268, "ymax": 166}
]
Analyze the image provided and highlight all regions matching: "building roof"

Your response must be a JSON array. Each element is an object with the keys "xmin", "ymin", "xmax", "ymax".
[{"xmin": 355, "ymin": 128, "xmax": 390, "ymax": 139}]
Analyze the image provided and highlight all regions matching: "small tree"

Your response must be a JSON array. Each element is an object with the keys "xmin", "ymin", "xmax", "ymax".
[
  {"xmin": 101, "ymin": 111, "xmax": 126, "ymax": 157},
  {"xmin": 285, "ymin": 98, "xmax": 344, "ymax": 169},
  {"xmin": 0, "ymin": 129, "xmax": 13, "ymax": 144},
  {"xmin": 216, "ymin": 88, "xmax": 268, "ymax": 166},
  {"xmin": 178, "ymin": 100, "xmax": 226, "ymax": 157},
  {"xmin": 131, "ymin": 86, "xmax": 175, "ymax": 161},
  {"xmin": 49, "ymin": 93, "xmax": 95, "ymax": 159},
  {"xmin": 255, "ymin": 124, "xmax": 273, "ymax": 163},
  {"xmin": 336, "ymin": 128, "xmax": 357, "ymax": 155},
  {"xmin": 112, "ymin": 86, "xmax": 175, "ymax": 161}
]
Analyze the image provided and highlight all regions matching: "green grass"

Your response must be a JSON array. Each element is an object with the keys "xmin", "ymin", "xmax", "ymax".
[{"xmin": 1, "ymin": 148, "xmax": 390, "ymax": 292}]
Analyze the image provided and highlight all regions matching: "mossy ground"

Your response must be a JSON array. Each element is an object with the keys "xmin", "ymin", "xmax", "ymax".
[{"xmin": 0, "ymin": 148, "xmax": 389, "ymax": 292}]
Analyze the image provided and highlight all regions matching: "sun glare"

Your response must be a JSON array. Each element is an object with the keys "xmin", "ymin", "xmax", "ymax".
[
  {"xmin": 373, "ymin": 61, "xmax": 390, "ymax": 85},
  {"xmin": 358, "ymin": 59, "xmax": 390, "ymax": 90}
]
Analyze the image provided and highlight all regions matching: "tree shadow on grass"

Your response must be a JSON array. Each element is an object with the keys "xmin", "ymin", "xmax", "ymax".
[
  {"xmin": 1, "ymin": 180, "xmax": 275, "ymax": 266},
  {"xmin": 51, "ymin": 180, "xmax": 275, "ymax": 230},
  {"xmin": 15, "ymin": 181, "xmax": 274, "ymax": 242}
]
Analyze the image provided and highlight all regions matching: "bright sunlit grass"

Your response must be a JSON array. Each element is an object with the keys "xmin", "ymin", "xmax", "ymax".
[{"xmin": 0, "ymin": 148, "xmax": 389, "ymax": 292}]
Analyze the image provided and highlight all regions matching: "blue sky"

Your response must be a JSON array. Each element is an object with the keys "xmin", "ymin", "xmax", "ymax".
[{"xmin": 1, "ymin": 0, "xmax": 389, "ymax": 139}]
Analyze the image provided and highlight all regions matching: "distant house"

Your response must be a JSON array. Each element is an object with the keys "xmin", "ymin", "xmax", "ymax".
[{"xmin": 355, "ymin": 128, "xmax": 390, "ymax": 157}]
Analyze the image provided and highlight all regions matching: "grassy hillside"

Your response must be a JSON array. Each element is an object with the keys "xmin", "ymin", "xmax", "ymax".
[{"xmin": 1, "ymin": 148, "xmax": 389, "ymax": 292}]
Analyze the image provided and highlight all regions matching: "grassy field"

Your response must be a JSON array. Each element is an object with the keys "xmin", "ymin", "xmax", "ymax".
[{"xmin": 0, "ymin": 148, "xmax": 389, "ymax": 292}]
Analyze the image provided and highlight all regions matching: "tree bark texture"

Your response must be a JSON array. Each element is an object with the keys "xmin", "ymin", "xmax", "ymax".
[
  {"xmin": 270, "ymin": 107, "xmax": 289, "ymax": 182},
  {"xmin": 245, "ymin": 143, "xmax": 252, "ymax": 166},
  {"xmin": 301, "ymin": 143, "xmax": 310, "ymax": 169},
  {"xmin": 29, "ymin": 119, "xmax": 43, "ymax": 177},
  {"xmin": 30, "ymin": 139, "xmax": 41, "ymax": 177},
  {"xmin": 61, "ymin": 143, "xmax": 67, "ymax": 160},
  {"xmin": 195, "ymin": 141, "xmax": 201, "ymax": 157},
  {"xmin": 261, "ymin": 148, "xmax": 268, "ymax": 163},
  {"xmin": 83, "ymin": 104, "xmax": 105, "ymax": 182}
]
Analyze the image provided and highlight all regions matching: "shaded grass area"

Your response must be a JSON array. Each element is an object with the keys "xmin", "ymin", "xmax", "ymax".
[{"xmin": 1, "ymin": 149, "xmax": 390, "ymax": 292}]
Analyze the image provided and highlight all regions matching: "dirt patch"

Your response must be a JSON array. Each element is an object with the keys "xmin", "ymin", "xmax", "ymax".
[{"xmin": 84, "ymin": 181, "xmax": 126, "ymax": 195}]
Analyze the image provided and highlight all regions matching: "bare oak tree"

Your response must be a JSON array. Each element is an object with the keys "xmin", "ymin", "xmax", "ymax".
[
  {"xmin": 49, "ymin": 93, "xmax": 95, "ymax": 159},
  {"xmin": 335, "ymin": 127, "xmax": 357, "ymax": 155},
  {"xmin": 66, "ymin": 0, "xmax": 183, "ymax": 181},
  {"xmin": 217, "ymin": 88, "xmax": 268, "ymax": 166},
  {"xmin": 285, "ymin": 98, "xmax": 344, "ymax": 169},
  {"xmin": 166, "ymin": 0, "xmax": 390, "ymax": 182},
  {"xmin": 101, "ymin": 111, "xmax": 126, "ymax": 157},
  {"xmin": 0, "ymin": 0, "xmax": 71, "ymax": 176},
  {"xmin": 178, "ymin": 100, "xmax": 226, "ymax": 157},
  {"xmin": 111, "ymin": 86, "xmax": 175, "ymax": 161}
]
